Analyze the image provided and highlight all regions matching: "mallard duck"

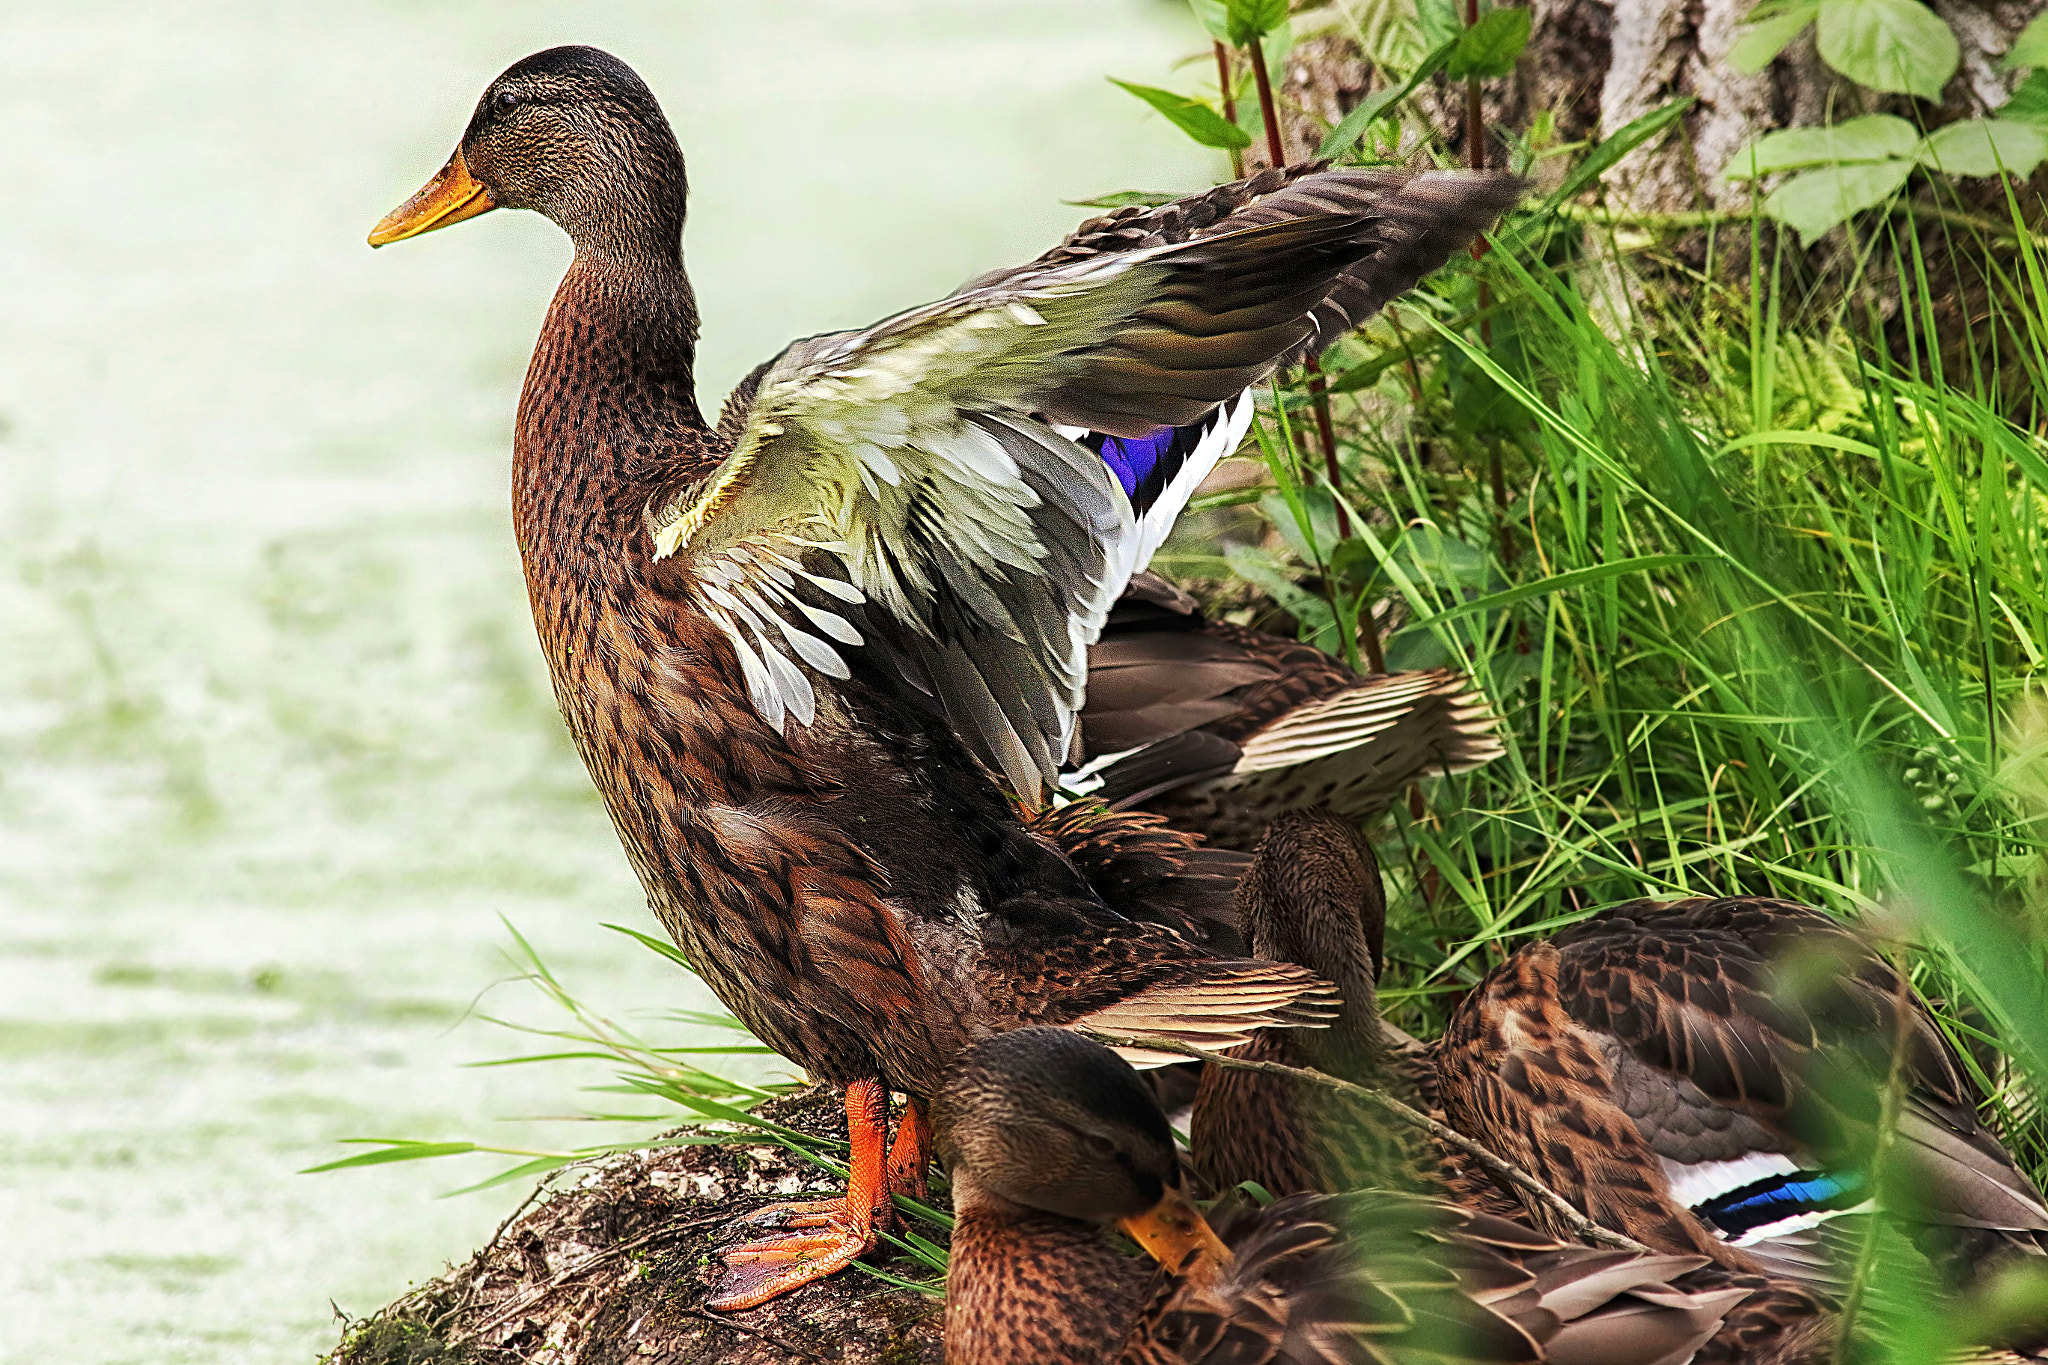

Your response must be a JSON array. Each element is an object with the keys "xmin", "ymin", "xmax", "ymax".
[
  {"xmin": 1185, "ymin": 812, "xmax": 1834, "ymax": 1360},
  {"xmin": 935, "ymin": 1026, "xmax": 1758, "ymax": 1365},
  {"xmin": 1060, "ymin": 604, "xmax": 2048, "ymax": 1302},
  {"xmin": 1073, "ymin": 575, "xmax": 1504, "ymax": 850},
  {"xmin": 1187, "ymin": 809, "xmax": 1443, "ymax": 1200},
  {"xmin": 369, "ymin": 45, "xmax": 1520, "ymax": 1308},
  {"xmin": 1435, "ymin": 896, "xmax": 2048, "ymax": 1297}
]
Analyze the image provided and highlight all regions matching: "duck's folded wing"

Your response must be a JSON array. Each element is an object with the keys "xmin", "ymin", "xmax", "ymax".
[{"xmin": 1445, "ymin": 897, "xmax": 2048, "ymax": 1278}]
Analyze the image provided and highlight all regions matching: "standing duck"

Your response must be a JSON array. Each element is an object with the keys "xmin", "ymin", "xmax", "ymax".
[
  {"xmin": 1435, "ymin": 896, "xmax": 2048, "ymax": 1300},
  {"xmin": 369, "ymin": 45, "xmax": 1521, "ymax": 1308},
  {"xmin": 935, "ymin": 1026, "xmax": 1756, "ymax": 1365},
  {"xmin": 1074, "ymin": 575, "xmax": 1503, "ymax": 850}
]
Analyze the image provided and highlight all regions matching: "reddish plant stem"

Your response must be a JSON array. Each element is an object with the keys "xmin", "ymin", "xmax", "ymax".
[
  {"xmin": 1464, "ymin": 0, "xmax": 1513, "ymax": 570},
  {"xmin": 1245, "ymin": 34, "xmax": 1287, "ymax": 170},
  {"xmin": 1307, "ymin": 366, "xmax": 1351, "ymax": 541},
  {"xmin": 1357, "ymin": 587, "xmax": 1387, "ymax": 672},
  {"xmin": 1250, "ymin": 32, "xmax": 1360, "ymax": 640},
  {"xmin": 1214, "ymin": 42, "xmax": 1245, "ymax": 181}
]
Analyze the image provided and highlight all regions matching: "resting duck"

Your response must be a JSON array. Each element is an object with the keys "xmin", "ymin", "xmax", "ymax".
[
  {"xmin": 1436, "ymin": 896, "xmax": 2048, "ymax": 1300},
  {"xmin": 369, "ymin": 45, "xmax": 1520, "ymax": 1308},
  {"xmin": 1186, "ymin": 812, "xmax": 1833, "ymax": 1360},
  {"xmin": 1073, "ymin": 575, "xmax": 1504, "ymax": 850},
  {"xmin": 1187, "ymin": 809, "xmax": 1447, "ymax": 1200},
  {"xmin": 1089, "ymin": 637, "xmax": 2048, "ymax": 1303},
  {"xmin": 936, "ymin": 1026, "xmax": 1759, "ymax": 1365}
]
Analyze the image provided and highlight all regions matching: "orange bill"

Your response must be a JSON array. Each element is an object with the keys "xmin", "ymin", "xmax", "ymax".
[
  {"xmin": 1118, "ymin": 1184, "xmax": 1233, "ymax": 1277},
  {"xmin": 368, "ymin": 149, "xmax": 497, "ymax": 247}
]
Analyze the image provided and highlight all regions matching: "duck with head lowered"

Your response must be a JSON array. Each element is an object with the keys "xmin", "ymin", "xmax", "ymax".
[
  {"xmin": 369, "ymin": 44, "xmax": 1519, "ymax": 1309},
  {"xmin": 935, "ymin": 1026, "xmax": 1766, "ymax": 1365}
]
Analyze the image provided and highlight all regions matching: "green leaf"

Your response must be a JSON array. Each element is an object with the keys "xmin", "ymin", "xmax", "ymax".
[
  {"xmin": 1385, "ymin": 525, "xmax": 1494, "ymax": 592},
  {"xmin": 1725, "ymin": 114, "xmax": 1918, "ymax": 178},
  {"xmin": 1447, "ymin": 7, "xmax": 1533, "ymax": 80},
  {"xmin": 1761, "ymin": 159, "xmax": 1913, "ymax": 243},
  {"xmin": 1317, "ymin": 38, "xmax": 1458, "ymax": 158},
  {"xmin": 1913, "ymin": 118, "xmax": 2048, "ymax": 177},
  {"xmin": 2003, "ymin": 10, "xmax": 2048, "ymax": 70},
  {"xmin": 1187, "ymin": 0, "xmax": 1231, "ymax": 42},
  {"xmin": 602, "ymin": 920, "xmax": 694, "ymax": 970},
  {"xmin": 1415, "ymin": 0, "xmax": 1462, "ymax": 51},
  {"xmin": 1225, "ymin": 0, "xmax": 1288, "ymax": 45},
  {"xmin": 1815, "ymin": 0, "xmax": 1959, "ymax": 101},
  {"xmin": 1224, "ymin": 543, "xmax": 1338, "ymax": 650},
  {"xmin": 1062, "ymin": 190, "xmax": 1180, "ymax": 209},
  {"xmin": 2005, "ymin": 70, "xmax": 2048, "ymax": 127},
  {"xmin": 1729, "ymin": 0, "xmax": 1821, "ymax": 72},
  {"xmin": 1394, "ymin": 555, "xmax": 1710, "ymax": 633},
  {"xmin": 301, "ymin": 1140, "xmax": 480, "ymax": 1173},
  {"xmin": 1108, "ymin": 79, "xmax": 1252, "ymax": 151},
  {"xmin": 1541, "ymin": 97, "xmax": 1692, "ymax": 210}
]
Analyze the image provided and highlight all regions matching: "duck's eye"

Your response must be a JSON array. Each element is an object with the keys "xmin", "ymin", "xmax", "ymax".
[
  {"xmin": 1082, "ymin": 1132, "xmax": 1118, "ymax": 1159},
  {"xmin": 495, "ymin": 90, "xmax": 522, "ymax": 111}
]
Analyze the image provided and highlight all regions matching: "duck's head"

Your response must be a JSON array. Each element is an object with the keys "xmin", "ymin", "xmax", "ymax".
[
  {"xmin": 370, "ymin": 45, "xmax": 686, "ymax": 258},
  {"xmin": 932, "ymin": 1028, "xmax": 1231, "ymax": 1273}
]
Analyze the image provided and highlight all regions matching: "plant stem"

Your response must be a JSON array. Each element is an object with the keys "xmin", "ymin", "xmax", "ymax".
[
  {"xmin": 1214, "ymin": 42, "xmax": 1244, "ymax": 182},
  {"xmin": 1247, "ymin": 30, "xmax": 1358, "ymax": 604},
  {"xmin": 1245, "ymin": 34, "xmax": 1286, "ymax": 170},
  {"xmin": 1465, "ymin": 0, "xmax": 1513, "ymax": 570},
  {"xmin": 1464, "ymin": 0, "xmax": 1485, "ymax": 175},
  {"xmin": 1831, "ymin": 958, "xmax": 1918, "ymax": 1363},
  {"xmin": 1088, "ymin": 1033, "xmax": 1651, "ymax": 1254},
  {"xmin": 1359, "ymin": 595, "xmax": 1388, "ymax": 672},
  {"xmin": 1307, "ymin": 363, "xmax": 1352, "ymax": 541}
]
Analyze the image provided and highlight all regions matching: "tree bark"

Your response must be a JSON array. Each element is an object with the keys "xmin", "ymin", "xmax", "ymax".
[
  {"xmin": 1275, "ymin": 0, "xmax": 2036, "ymax": 210},
  {"xmin": 324, "ymin": 1088, "xmax": 942, "ymax": 1365}
]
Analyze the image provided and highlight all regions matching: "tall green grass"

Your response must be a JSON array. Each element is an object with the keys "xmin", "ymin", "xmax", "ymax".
[{"xmin": 1199, "ymin": 189, "xmax": 2048, "ymax": 1356}]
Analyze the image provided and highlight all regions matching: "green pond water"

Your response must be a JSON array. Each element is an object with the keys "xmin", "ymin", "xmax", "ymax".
[{"xmin": 0, "ymin": 3, "xmax": 1207, "ymax": 1359}]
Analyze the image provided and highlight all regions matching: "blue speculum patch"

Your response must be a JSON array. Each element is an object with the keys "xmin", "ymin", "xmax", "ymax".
[
  {"xmin": 1697, "ymin": 1170, "xmax": 1868, "ymax": 1237},
  {"xmin": 1081, "ymin": 419, "xmax": 1211, "ymax": 514}
]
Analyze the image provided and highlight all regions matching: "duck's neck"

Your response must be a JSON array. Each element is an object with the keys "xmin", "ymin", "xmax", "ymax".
[
  {"xmin": 512, "ymin": 246, "xmax": 710, "ymax": 555},
  {"xmin": 507, "ymin": 244, "xmax": 726, "ymax": 757},
  {"xmin": 1253, "ymin": 905, "xmax": 1387, "ymax": 1081},
  {"xmin": 945, "ymin": 1189, "xmax": 1145, "ymax": 1365}
]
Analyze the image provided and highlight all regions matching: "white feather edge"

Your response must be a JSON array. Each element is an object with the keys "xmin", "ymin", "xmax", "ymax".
[
  {"xmin": 688, "ymin": 393, "xmax": 1251, "ymax": 753},
  {"xmin": 1230, "ymin": 670, "xmax": 1492, "ymax": 775},
  {"xmin": 1066, "ymin": 960, "xmax": 1338, "ymax": 1070}
]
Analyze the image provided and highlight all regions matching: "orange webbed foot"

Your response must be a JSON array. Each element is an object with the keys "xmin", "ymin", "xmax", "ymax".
[
  {"xmin": 706, "ymin": 1078, "xmax": 893, "ymax": 1312},
  {"xmin": 887, "ymin": 1096, "xmax": 932, "ymax": 1206},
  {"xmin": 707, "ymin": 1201, "xmax": 881, "ymax": 1310}
]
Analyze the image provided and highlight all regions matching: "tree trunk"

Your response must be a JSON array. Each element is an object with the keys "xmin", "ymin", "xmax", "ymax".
[
  {"xmin": 1274, "ymin": 0, "xmax": 2036, "ymax": 211},
  {"xmin": 324, "ymin": 1088, "xmax": 942, "ymax": 1365}
]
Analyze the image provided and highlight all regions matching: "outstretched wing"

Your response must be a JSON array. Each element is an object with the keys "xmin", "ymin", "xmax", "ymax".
[{"xmin": 657, "ymin": 171, "xmax": 1518, "ymax": 801}]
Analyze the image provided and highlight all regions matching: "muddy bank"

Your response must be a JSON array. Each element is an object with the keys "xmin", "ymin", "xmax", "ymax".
[{"xmin": 325, "ymin": 1088, "xmax": 943, "ymax": 1365}]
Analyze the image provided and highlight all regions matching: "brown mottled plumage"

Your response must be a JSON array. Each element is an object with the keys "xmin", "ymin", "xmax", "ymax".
[
  {"xmin": 1075, "ymin": 576, "xmax": 1503, "ymax": 850},
  {"xmin": 1436, "ymin": 897, "xmax": 2048, "ymax": 1308},
  {"xmin": 1188, "ymin": 811, "xmax": 1429, "ymax": 1200},
  {"xmin": 370, "ymin": 45, "xmax": 1518, "ymax": 1308},
  {"xmin": 1187, "ymin": 817, "xmax": 1839, "ymax": 1363},
  {"xmin": 938, "ymin": 1028, "xmax": 1756, "ymax": 1365}
]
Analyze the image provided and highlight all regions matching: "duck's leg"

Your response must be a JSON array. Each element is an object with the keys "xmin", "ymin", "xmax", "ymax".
[
  {"xmin": 706, "ymin": 1078, "xmax": 890, "ymax": 1310},
  {"xmin": 887, "ymin": 1095, "xmax": 931, "ymax": 1204}
]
